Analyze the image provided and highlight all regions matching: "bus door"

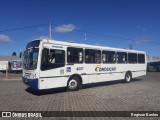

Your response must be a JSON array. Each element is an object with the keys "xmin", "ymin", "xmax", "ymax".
[{"xmin": 40, "ymin": 46, "xmax": 66, "ymax": 88}]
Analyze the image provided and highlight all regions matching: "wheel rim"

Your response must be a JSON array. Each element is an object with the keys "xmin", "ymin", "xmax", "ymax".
[
  {"xmin": 126, "ymin": 74, "xmax": 130, "ymax": 82},
  {"xmin": 68, "ymin": 79, "xmax": 77, "ymax": 89}
]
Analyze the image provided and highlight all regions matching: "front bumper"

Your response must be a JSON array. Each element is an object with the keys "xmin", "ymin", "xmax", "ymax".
[{"xmin": 22, "ymin": 77, "xmax": 38, "ymax": 89}]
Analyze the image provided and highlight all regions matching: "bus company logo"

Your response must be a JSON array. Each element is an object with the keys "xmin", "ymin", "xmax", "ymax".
[
  {"xmin": 66, "ymin": 67, "xmax": 71, "ymax": 72},
  {"xmin": 95, "ymin": 65, "xmax": 116, "ymax": 72}
]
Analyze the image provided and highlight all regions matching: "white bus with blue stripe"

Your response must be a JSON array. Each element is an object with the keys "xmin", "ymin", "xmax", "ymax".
[{"xmin": 22, "ymin": 39, "xmax": 147, "ymax": 91}]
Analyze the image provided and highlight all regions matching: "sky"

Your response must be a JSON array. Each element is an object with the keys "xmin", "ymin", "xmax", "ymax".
[{"xmin": 0, "ymin": 0, "xmax": 160, "ymax": 57}]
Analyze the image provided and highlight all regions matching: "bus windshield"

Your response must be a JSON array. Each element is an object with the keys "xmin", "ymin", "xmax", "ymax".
[{"xmin": 23, "ymin": 48, "xmax": 39, "ymax": 70}]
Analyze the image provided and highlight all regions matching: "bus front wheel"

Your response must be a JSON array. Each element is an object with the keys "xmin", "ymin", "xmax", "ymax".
[
  {"xmin": 124, "ymin": 72, "xmax": 132, "ymax": 83},
  {"xmin": 67, "ymin": 77, "xmax": 81, "ymax": 91}
]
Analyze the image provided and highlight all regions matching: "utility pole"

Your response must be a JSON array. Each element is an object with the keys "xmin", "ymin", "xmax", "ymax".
[{"xmin": 49, "ymin": 22, "xmax": 52, "ymax": 39}]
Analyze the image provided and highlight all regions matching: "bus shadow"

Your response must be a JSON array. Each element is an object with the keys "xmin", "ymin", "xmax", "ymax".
[
  {"xmin": 25, "ymin": 87, "xmax": 67, "ymax": 96},
  {"xmin": 131, "ymin": 78, "xmax": 143, "ymax": 82},
  {"xmin": 82, "ymin": 78, "xmax": 142, "ymax": 89},
  {"xmin": 25, "ymin": 78, "xmax": 142, "ymax": 96}
]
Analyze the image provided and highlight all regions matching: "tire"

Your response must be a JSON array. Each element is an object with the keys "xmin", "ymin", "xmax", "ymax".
[
  {"xmin": 124, "ymin": 72, "xmax": 132, "ymax": 83},
  {"xmin": 67, "ymin": 76, "xmax": 81, "ymax": 91}
]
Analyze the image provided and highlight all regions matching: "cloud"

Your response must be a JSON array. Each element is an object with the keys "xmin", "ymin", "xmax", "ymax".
[
  {"xmin": 0, "ymin": 34, "xmax": 12, "ymax": 43},
  {"xmin": 53, "ymin": 24, "xmax": 76, "ymax": 33},
  {"xmin": 129, "ymin": 36, "xmax": 151, "ymax": 45}
]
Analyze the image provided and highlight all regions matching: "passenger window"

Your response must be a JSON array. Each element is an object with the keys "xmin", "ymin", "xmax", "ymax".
[
  {"xmin": 117, "ymin": 52, "xmax": 127, "ymax": 63},
  {"xmin": 102, "ymin": 51, "xmax": 116, "ymax": 63},
  {"xmin": 138, "ymin": 54, "xmax": 145, "ymax": 63},
  {"xmin": 85, "ymin": 49, "xmax": 101, "ymax": 63},
  {"xmin": 67, "ymin": 47, "xmax": 83, "ymax": 63},
  {"xmin": 128, "ymin": 53, "xmax": 137, "ymax": 63},
  {"xmin": 41, "ymin": 48, "xmax": 65, "ymax": 71}
]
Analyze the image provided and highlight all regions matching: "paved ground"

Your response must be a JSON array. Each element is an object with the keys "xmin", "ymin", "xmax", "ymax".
[
  {"xmin": 0, "ymin": 72, "xmax": 21, "ymax": 80},
  {"xmin": 0, "ymin": 72, "xmax": 160, "ymax": 120}
]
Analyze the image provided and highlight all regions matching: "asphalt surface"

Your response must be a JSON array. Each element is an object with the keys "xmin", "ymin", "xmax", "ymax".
[
  {"xmin": 0, "ymin": 72, "xmax": 160, "ymax": 120},
  {"xmin": 0, "ymin": 72, "xmax": 21, "ymax": 80}
]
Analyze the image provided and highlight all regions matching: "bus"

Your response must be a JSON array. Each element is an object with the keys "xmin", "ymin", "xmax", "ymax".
[
  {"xmin": 147, "ymin": 61, "xmax": 160, "ymax": 72},
  {"xmin": 0, "ymin": 61, "xmax": 8, "ymax": 73},
  {"xmin": 22, "ymin": 39, "xmax": 147, "ymax": 91}
]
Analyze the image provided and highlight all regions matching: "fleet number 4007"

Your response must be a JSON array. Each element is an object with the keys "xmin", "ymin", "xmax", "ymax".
[{"xmin": 76, "ymin": 67, "xmax": 84, "ymax": 71}]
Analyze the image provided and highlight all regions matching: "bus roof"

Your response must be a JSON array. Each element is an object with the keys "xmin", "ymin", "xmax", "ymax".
[{"xmin": 34, "ymin": 39, "xmax": 146, "ymax": 54}]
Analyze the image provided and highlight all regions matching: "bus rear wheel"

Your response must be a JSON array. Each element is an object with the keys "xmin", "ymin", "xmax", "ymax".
[
  {"xmin": 67, "ymin": 77, "xmax": 81, "ymax": 91},
  {"xmin": 124, "ymin": 72, "xmax": 132, "ymax": 83}
]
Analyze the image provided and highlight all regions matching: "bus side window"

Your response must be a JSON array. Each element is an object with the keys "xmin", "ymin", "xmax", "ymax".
[
  {"xmin": 113, "ymin": 54, "xmax": 116, "ymax": 63},
  {"xmin": 128, "ymin": 53, "xmax": 137, "ymax": 63},
  {"xmin": 102, "ymin": 54, "xmax": 106, "ymax": 62},
  {"xmin": 67, "ymin": 47, "xmax": 83, "ymax": 63},
  {"xmin": 95, "ymin": 53, "xmax": 101, "ymax": 63},
  {"xmin": 117, "ymin": 52, "xmax": 127, "ymax": 64},
  {"xmin": 138, "ymin": 54, "xmax": 145, "ymax": 63},
  {"xmin": 78, "ymin": 52, "xmax": 83, "ymax": 62},
  {"xmin": 41, "ymin": 48, "xmax": 65, "ymax": 71},
  {"xmin": 102, "ymin": 51, "xmax": 116, "ymax": 64},
  {"xmin": 85, "ymin": 49, "xmax": 101, "ymax": 64},
  {"xmin": 49, "ymin": 52, "xmax": 55, "ymax": 63},
  {"xmin": 85, "ymin": 55, "xmax": 89, "ymax": 62}
]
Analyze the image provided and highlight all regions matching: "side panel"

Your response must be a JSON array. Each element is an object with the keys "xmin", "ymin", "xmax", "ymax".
[
  {"xmin": 39, "ymin": 68, "xmax": 68, "ymax": 89},
  {"xmin": 38, "ymin": 63, "xmax": 146, "ymax": 89},
  {"xmin": 39, "ymin": 78, "xmax": 67, "ymax": 89}
]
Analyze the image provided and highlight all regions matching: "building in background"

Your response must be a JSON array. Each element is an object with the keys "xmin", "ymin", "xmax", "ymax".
[{"xmin": 0, "ymin": 56, "xmax": 23, "ymax": 73}]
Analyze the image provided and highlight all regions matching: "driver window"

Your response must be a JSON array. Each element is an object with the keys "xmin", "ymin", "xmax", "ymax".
[{"xmin": 41, "ymin": 48, "xmax": 65, "ymax": 71}]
